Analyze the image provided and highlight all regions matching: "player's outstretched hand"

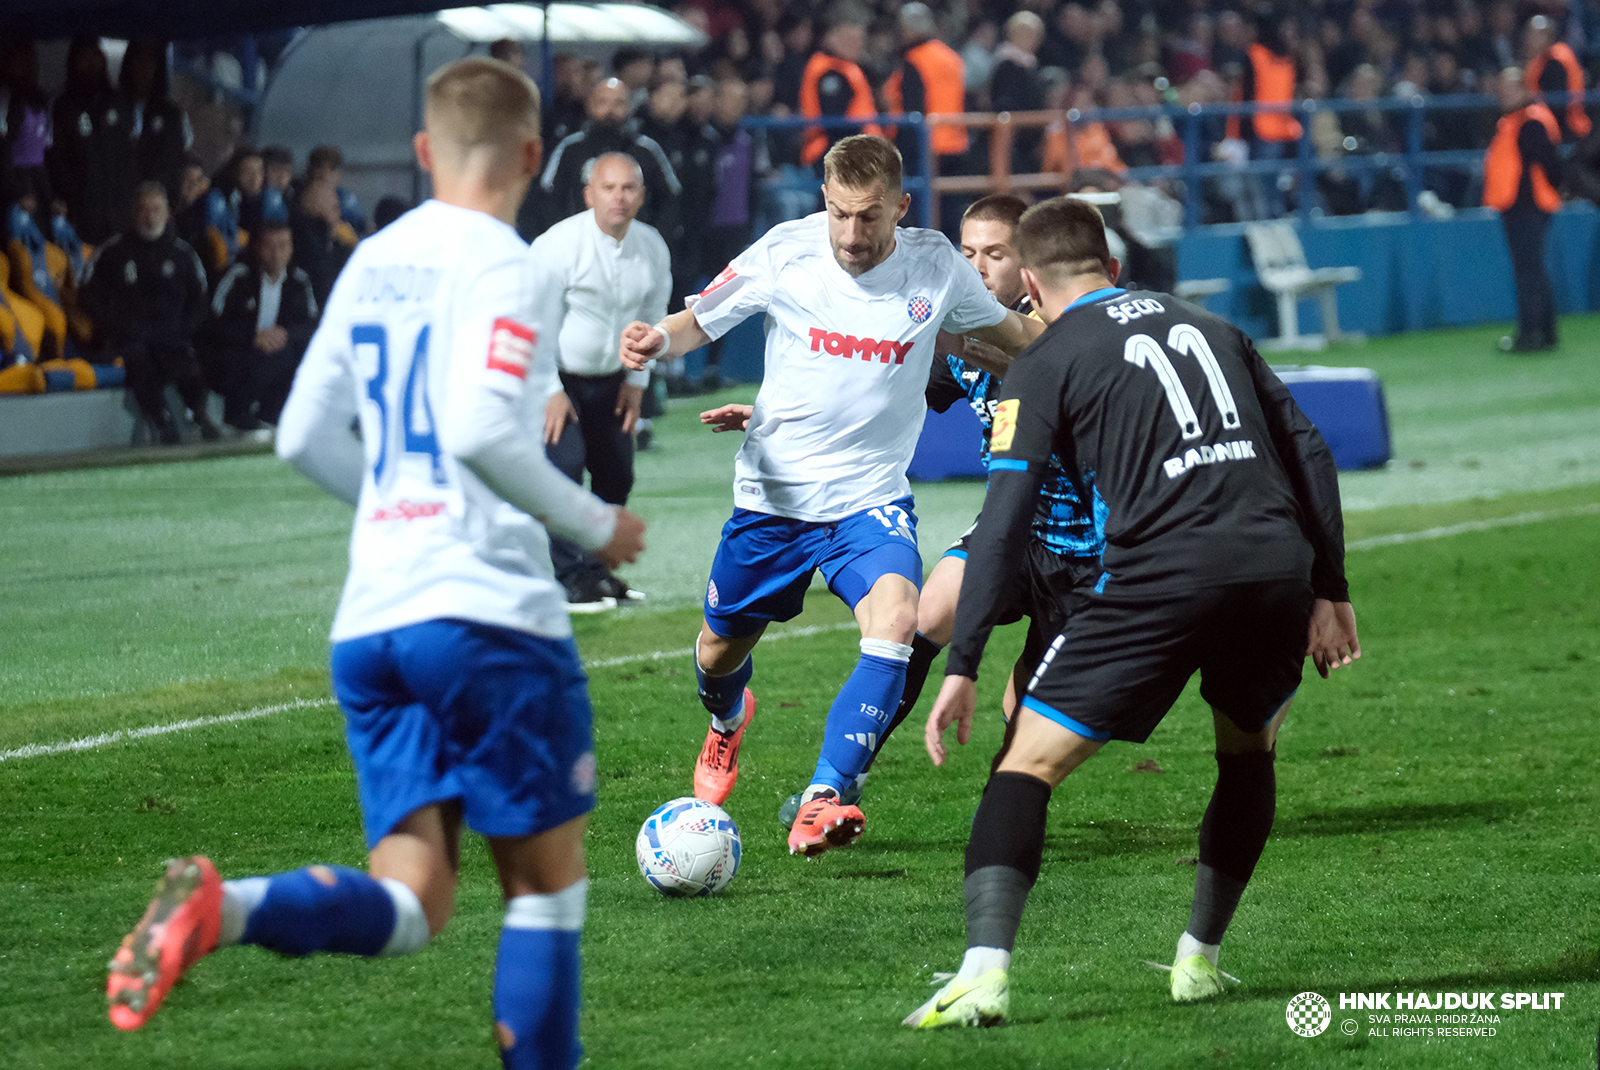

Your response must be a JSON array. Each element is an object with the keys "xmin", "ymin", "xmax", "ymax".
[
  {"xmin": 597, "ymin": 507, "xmax": 647, "ymax": 569},
  {"xmin": 1307, "ymin": 598, "xmax": 1360, "ymax": 678},
  {"xmin": 925, "ymin": 675, "xmax": 978, "ymax": 766},
  {"xmin": 700, "ymin": 404, "xmax": 753, "ymax": 433},
  {"xmin": 619, "ymin": 321, "xmax": 663, "ymax": 372}
]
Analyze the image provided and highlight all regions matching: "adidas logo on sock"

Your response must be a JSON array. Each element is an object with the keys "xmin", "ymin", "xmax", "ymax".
[{"xmin": 845, "ymin": 732, "xmax": 878, "ymax": 749}]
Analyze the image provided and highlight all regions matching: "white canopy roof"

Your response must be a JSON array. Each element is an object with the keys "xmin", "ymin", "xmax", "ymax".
[
  {"xmin": 437, "ymin": 3, "xmax": 708, "ymax": 47},
  {"xmin": 258, "ymin": 5, "xmax": 706, "ymax": 211}
]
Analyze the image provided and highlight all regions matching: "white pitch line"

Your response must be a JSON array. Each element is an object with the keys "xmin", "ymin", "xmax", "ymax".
[
  {"xmin": 0, "ymin": 623, "xmax": 859, "ymax": 763},
  {"xmin": 10, "ymin": 503, "xmax": 1598, "ymax": 765},
  {"xmin": 0, "ymin": 697, "xmax": 336, "ymax": 763},
  {"xmin": 1346, "ymin": 502, "xmax": 1600, "ymax": 551}
]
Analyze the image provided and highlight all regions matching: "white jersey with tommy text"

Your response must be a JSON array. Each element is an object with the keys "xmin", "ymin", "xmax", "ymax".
[
  {"xmin": 278, "ymin": 200, "xmax": 615, "ymax": 644},
  {"xmin": 686, "ymin": 212, "xmax": 1007, "ymax": 522}
]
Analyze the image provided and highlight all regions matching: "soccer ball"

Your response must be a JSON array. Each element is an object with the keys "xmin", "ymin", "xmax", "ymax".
[{"xmin": 636, "ymin": 797, "xmax": 741, "ymax": 897}]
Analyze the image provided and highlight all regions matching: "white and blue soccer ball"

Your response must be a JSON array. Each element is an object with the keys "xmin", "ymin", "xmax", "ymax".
[{"xmin": 636, "ymin": 797, "xmax": 741, "ymax": 897}]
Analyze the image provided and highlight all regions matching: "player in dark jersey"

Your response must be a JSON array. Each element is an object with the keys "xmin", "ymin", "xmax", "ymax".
[
  {"xmin": 774, "ymin": 194, "xmax": 1106, "ymax": 828},
  {"xmin": 906, "ymin": 196, "xmax": 1360, "ymax": 1028}
]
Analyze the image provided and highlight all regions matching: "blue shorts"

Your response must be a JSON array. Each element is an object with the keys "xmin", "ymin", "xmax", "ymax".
[
  {"xmin": 330, "ymin": 619, "xmax": 597, "ymax": 849},
  {"xmin": 703, "ymin": 497, "xmax": 923, "ymax": 638}
]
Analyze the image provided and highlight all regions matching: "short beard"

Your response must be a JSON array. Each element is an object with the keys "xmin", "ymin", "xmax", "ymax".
[{"xmin": 833, "ymin": 242, "xmax": 889, "ymax": 277}]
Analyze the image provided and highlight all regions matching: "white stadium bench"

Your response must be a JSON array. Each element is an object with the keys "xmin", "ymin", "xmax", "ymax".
[{"xmin": 1245, "ymin": 222, "xmax": 1363, "ymax": 351}]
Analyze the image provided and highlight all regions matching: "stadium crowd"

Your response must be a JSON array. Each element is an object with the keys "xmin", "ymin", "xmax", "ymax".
[
  {"xmin": 629, "ymin": 0, "xmax": 1595, "ymax": 219},
  {"xmin": 0, "ymin": 35, "xmax": 384, "ymax": 439}
]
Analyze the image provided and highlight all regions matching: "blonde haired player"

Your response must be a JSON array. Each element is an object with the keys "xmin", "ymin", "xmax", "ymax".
[
  {"xmin": 619, "ymin": 135, "xmax": 1042, "ymax": 857},
  {"xmin": 105, "ymin": 57, "xmax": 644, "ymax": 1070}
]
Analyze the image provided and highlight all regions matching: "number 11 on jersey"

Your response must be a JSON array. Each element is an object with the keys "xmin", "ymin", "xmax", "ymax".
[{"xmin": 1123, "ymin": 323, "xmax": 1241, "ymax": 440}]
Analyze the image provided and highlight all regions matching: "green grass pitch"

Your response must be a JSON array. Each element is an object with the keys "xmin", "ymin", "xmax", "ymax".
[{"xmin": 1, "ymin": 317, "xmax": 1597, "ymax": 1068}]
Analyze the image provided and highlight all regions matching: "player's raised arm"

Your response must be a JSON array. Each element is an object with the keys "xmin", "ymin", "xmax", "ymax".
[
  {"xmin": 619, "ymin": 307, "xmax": 710, "ymax": 371},
  {"xmin": 277, "ymin": 314, "xmax": 364, "ymax": 507},
  {"xmin": 623, "ymin": 233, "xmax": 781, "ymax": 372}
]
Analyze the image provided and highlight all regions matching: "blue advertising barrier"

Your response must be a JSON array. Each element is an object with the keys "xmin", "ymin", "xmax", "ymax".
[{"xmin": 1176, "ymin": 202, "xmax": 1600, "ymax": 341}]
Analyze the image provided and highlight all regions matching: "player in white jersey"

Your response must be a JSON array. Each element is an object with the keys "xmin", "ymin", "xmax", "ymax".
[
  {"xmin": 619, "ymin": 135, "xmax": 1042, "ymax": 857},
  {"xmin": 105, "ymin": 58, "xmax": 645, "ymax": 1070}
]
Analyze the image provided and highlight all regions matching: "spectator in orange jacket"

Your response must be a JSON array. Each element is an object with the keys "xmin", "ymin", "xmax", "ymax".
[
  {"xmin": 1523, "ymin": 16, "xmax": 1590, "ymax": 143},
  {"xmin": 799, "ymin": 3, "xmax": 881, "ymax": 169},
  {"xmin": 1484, "ymin": 67, "xmax": 1562, "ymax": 352},
  {"xmin": 884, "ymin": 3, "xmax": 968, "ymax": 176}
]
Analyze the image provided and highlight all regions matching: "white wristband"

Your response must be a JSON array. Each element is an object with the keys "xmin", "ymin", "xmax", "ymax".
[{"xmin": 649, "ymin": 323, "xmax": 672, "ymax": 359}]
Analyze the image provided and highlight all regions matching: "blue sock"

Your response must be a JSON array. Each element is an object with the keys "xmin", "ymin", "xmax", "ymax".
[
  {"xmin": 495, "ymin": 881, "xmax": 587, "ymax": 1070},
  {"xmin": 811, "ymin": 639, "xmax": 913, "ymax": 794},
  {"xmin": 236, "ymin": 865, "xmax": 398, "ymax": 957},
  {"xmin": 696, "ymin": 647, "xmax": 752, "ymax": 721}
]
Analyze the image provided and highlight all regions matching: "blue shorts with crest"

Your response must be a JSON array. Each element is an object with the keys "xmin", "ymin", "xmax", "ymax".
[{"xmin": 702, "ymin": 497, "xmax": 923, "ymax": 638}]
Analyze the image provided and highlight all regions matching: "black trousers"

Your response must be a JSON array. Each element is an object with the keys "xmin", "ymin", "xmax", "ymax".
[
  {"xmin": 121, "ymin": 336, "xmax": 208, "ymax": 429},
  {"xmin": 1502, "ymin": 204, "xmax": 1557, "ymax": 347},
  {"xmin": 546, "ymin": 369, "xmax": 635, "ymax": 588},
  {"xmin": 205, "ymin": 342, "xmax": 306, "ymax": 425}
]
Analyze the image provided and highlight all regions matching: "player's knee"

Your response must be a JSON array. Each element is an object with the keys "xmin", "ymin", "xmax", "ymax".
[
  {"xmin": 884, "ymin": 607, "xmax": 919, "ymax": 646},
  {"xmin": 696, "ymin": 623, "xmax": 756, "ymax": 675},
  {"xmin": 860, "ymin": 583, "xmax": 920, "ymax": 645}
]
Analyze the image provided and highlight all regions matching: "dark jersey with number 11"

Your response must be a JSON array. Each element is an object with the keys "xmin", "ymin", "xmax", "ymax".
[{"xmin": 947, "ymin": 286, "xmax": 1348, "ymax": 678}]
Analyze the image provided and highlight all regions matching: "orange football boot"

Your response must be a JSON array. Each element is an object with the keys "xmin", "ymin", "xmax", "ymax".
[
  {"xmin": 693, "ymin": 687, "xmax": 755, "ymax": 804},
  {"xmin": 787, "ymin": 794, "xmax": 865, "ymax": 858},
  {"xmin": 107, "ymin": 855, "xmax": 223, "ymax": 1030}
]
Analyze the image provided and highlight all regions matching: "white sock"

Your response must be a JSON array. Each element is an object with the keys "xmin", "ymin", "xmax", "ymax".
[
  {"xmin": 956, "ymin": 945, "xmax": 1011, "ymax": 980},
  {"xmin": 859, "ymin": 638, "xmax": 914, "ymax": 662},
  {"xmin": 377, "ymin": 878, "xmax": 431, "ymax": 957},
  {"xmin": 505, "ymin": 878, "xmax": 589, "ymax": 932},
  {"xmin": 1176, "ymin": 931, "xmax": 1221, "ymax": 967},
  {"xmin": 219, "ymin": 877, "xmax": 270, "ymax": 947}
]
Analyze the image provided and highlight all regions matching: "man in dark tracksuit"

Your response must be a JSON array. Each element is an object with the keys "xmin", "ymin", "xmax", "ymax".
[
  {"xmin": 203, "ymin": 221, "xmax": 319, "ymax": 429},
  {"xmin": 81, "ymin": 181, "xmax": 217, "ymax": 443},
  {"xmin": 536, "ymin": 77, "xmax": 681, "ymax": 237},
  {"xmin": 1485, "ymin": 67, "xmax": 1562, "ymax": 352}
]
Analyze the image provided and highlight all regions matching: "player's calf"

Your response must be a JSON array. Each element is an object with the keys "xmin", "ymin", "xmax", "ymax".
[
  {"xmin": 225, "ymin": 865, "xmax": 431, "ymax": 958},
  {"xmin": 494, "ymin": 879, "xmax": 586, "ymax": 1070},
  {"xmin": 808, "ymin": 638, "xmax": 913, "ymax": 798},
  {"xmin": 1168, "ymin": 747, "xmax": 1276, "ymax": 999}
]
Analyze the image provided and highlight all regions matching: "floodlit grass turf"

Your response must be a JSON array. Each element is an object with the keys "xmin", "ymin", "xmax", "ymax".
[{"xmin": 2, "ymin": 319, "xmax": 1599, "ymax": 1068}]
